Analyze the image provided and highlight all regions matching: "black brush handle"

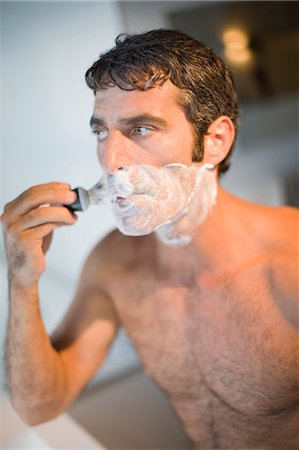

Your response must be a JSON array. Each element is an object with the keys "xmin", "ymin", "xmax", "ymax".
[{"xmin": 65, "ymin": 188, "xmax": 84, "ymax": 212}]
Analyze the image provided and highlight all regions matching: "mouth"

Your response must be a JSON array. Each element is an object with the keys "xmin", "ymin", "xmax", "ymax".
[{"xmin": 115, "ymin": 196, "xmax": 127, "ymax": 207}]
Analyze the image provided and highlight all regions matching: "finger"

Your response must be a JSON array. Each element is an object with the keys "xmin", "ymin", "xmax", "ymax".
[
  {"xmin": 3, "ymin": 183, "xmax": 77, "ymax": 219},
  {"xmin": 9, "ymin": 205, "xmax": 77, "ymax": 233},
  {"xmin": 25, "ymin": 221, "xmax": 74, "ymax": 241}
]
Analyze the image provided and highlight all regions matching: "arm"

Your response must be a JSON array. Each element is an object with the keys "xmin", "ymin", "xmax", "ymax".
[
  {"xmin": 6, "ymin": 266, "xmax": 119, "ymax": 426},
  {"xmin": 50, "ymin": 249, "xmax": 120, "ymax": 416},
  {"xmin": 1, "ymin": 183, "xmax": 119, "ymax": 425}
]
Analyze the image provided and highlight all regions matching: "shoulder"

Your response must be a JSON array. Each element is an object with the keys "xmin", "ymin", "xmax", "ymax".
[
  {"xmin": 266, "ymin": 205, "xmax": 298, "ymax": 257},
  {"xmin": 266, "ymin": 206, "xmax": 298, "ymax": 328},
  {"xmin": 239, "ymin": 200, "xmax": 298, "ymax": 328},
  {"xmin": 243, "ymin": 200, "xmax": 298, "ymax": 251},
  {"xmin": 271, "ymin": 205, "xmax": 298, "ymax": 234}
]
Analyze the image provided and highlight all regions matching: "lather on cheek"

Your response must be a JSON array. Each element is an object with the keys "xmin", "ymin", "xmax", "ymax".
[{"xmin": 108, "ymin": 164, "xmax": 200, "ymax": 236}]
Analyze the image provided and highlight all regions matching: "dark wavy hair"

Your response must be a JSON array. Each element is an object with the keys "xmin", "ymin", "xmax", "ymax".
[{"xmin": 85, "ymin": 29, "xmax": 239, "ymax": 174}]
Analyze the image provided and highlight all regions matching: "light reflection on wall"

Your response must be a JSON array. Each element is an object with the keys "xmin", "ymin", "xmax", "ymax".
[{"xmin": 223, "ymin": 29, "xmax": 252, "ymax": 65}]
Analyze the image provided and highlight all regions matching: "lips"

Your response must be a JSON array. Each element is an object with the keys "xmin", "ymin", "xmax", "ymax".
[
  {"xmin": 116, "ymin": 196, "xmax": 125, "ymax": 205},
  {"xmin": 113, "ymin": 196, "xmax": 130, "ymax": 210}
]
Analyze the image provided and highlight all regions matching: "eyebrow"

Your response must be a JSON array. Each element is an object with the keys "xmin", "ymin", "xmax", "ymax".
[
  {"xmin": 90, "ymin": 114, "xmax": 168, "ymax": 129},
  {"xmin": 90, "ymin": 116, "xmax": 105, "ymax": 128}
]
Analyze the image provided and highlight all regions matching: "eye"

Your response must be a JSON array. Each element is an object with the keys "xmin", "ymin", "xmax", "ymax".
[
  {"xmin": 92, "ymin": 129, "xmax": 108, "ymax": 141},
  {"xmin": 132, "ymin": 126, "xmax": 153, "ymax": 137}
]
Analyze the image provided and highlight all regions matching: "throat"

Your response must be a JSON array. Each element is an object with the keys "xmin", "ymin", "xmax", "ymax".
[{"xmin": 154, "ymin": 239, "xmax": 200, "ymax": 286}]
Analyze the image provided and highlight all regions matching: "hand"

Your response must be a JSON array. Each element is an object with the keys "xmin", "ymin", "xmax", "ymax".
[{"xmin": 1, "ymin": 182, "xmax": 77, "ymax": 289}]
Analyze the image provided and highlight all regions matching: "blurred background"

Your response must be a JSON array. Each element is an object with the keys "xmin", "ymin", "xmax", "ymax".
[{"xmin": 1, "ymin": 1, "xmax": 298, "ymax": 449}]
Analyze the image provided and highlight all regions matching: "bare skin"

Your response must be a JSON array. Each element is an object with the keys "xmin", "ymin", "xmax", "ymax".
[
  {"xmin": 2, "ymin": 82, "xmax": 298, "ymax": 448},
  {"xmin": 93, "ymin": 194, "xmax": 299, "ymax": 449}
]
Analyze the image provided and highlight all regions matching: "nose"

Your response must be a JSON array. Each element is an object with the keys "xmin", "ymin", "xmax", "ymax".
[{"xmin": 98, "ymin": 131, "xmax": 133, "ymax": 175}]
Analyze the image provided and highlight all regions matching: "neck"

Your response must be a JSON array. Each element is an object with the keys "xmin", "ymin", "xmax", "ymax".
[
  {"xmin": 155, "ymin": 187, "xmax": 259, "ymax": 277},
  {"xmin": 193, "ymin": 188, "xmax": 247, "ymax": 266}
]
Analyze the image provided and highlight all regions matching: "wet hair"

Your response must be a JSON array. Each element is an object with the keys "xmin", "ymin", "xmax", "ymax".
[{"xmin": 85, "ymin": 29, "xmax": 239, "ymax": 174}]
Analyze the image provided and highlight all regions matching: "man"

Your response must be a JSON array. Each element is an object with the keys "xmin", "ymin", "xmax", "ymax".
[{"xmin": 1, "ymin": 29, "xmax": 298, "ymax": 449}]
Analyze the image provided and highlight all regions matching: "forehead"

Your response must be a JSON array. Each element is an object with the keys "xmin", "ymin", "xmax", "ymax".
[{"xmin": 92, "ymin": 80, "xmax": 183, "ymax": 119}]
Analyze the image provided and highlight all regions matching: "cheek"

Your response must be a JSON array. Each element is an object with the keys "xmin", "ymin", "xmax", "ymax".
[
  {"xmin": 140, "ymin": 136, "xmax": 194, "ymax": 167},
  {"xmin": 163, "ymin": 129, "xmax": 194, "ymax": 165}
]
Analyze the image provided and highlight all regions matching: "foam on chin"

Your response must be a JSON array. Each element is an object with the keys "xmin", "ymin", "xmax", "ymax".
[{"xmin": 108, "ymin": 163, "xmax": 217, "ymax": 246}]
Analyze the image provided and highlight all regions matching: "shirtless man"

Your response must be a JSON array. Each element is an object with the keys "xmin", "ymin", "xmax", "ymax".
[{"xmin": 1, "ymin": 29, "xmax": 298, "ymax": 449}]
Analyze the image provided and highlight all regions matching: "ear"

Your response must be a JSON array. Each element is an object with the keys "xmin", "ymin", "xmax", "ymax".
[{"xmin": 202, "ymin": 116, "xmax": 235, "ymax": 166}]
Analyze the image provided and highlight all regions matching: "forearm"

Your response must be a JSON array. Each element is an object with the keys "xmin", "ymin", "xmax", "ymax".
[{"xmin": 6, "ymin": 282, "xmax": 67, "ymax": 425}]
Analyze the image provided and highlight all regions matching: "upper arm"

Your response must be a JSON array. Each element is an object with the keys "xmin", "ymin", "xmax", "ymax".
[{"xmin": 50, "ymin": 244, "xmax": 121, "ymax": 406}]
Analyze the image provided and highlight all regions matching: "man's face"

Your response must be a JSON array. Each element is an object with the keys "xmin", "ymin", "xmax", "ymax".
[{"xmin": 90, "ymin": 80, "xmax": 196, "ymax": 174}]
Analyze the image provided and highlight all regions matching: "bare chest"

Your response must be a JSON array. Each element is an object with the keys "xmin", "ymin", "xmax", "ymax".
[{"xmin": 109, "ymin": 268, "xmax": 298, "ymax": 447}]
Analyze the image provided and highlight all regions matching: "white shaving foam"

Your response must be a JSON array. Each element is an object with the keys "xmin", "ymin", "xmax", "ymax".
[{"xmin": 107, "ymin": 163, "xmax": 217, "ymax": 246}]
